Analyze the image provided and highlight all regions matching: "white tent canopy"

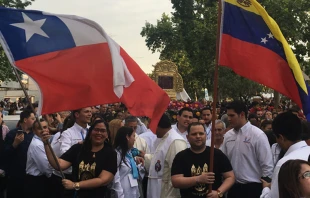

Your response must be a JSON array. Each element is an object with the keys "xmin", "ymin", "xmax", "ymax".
[{"xmin": 176, "ymin": 88, "xmax": 191, "ymax": 101}]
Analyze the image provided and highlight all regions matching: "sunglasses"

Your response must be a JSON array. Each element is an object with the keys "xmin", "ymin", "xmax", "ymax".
[{"xmin": 299, "ymin": 171, "xmax": 310, "ymax": 179}]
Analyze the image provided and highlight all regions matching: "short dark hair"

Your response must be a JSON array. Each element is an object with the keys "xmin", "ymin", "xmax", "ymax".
[
  {"xmin": 178, "ymin": 107, "xmax": 193, "ymax": 116},
  {"xmin": 261, "ymin": 119, "xmax": 272, "ymax": 130},
  {"xmin": 72, "ymin": 109, "xmax": 82, "ymax": 119},
  {"xmin": 201, "ymin": 107, "xmax": 212, "ymax": 114},
  {"xmin": 188, "ymin": 122, "xmax": 205, "ymax": 134},
  {"xmin": 272, "ymin": 111, "xmax": 302, "ymax": 141},
  {"xmin": 125, "ymin": 116, "xmax": 138, "ymax": 124},
  {"xmin": 248, "ymin": 113, "xmax": 258, "ymax": 121},
  {"xmin": 226, "ymin": 101, "xmax": 248, "ymax": 118},
  {"xmin": 158, "ymin": 113, "xmax": 171, "ymax": 128},
  {"xmin": 301, "ymin": 121, "xmax": 310, "ymax": 140},
  {"xmin": 20, "ymin": 109, "xmax": 34, "ymax": 122},
  {"xmin": 114, "ymin": 111, "xmax": 123, "ymax": 118},
  {"xmin": 32, "ymin": 118, "xmax": 46, "ymax": 130}
]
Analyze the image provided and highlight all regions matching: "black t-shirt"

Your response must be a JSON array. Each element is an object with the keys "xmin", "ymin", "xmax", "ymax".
[
  {"xmin": 61, "ymin": 143, "xmax": 117, "ymax": 198},
  {"xmin": 171, "ymin": 146, "xmax": 232, "ymax": 198}
]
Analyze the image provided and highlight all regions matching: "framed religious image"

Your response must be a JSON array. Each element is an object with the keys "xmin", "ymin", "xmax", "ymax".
[{"xmin": 158, "ymin": 76, "xmax": 174, "ymax": 89}]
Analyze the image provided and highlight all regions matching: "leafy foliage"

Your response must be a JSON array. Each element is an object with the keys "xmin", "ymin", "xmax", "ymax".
[
  {"xmin": 0, "ymin": 0, "xmax": 34, "ymax": 83},
  {"xmin": 141, "ymin": 0, "xmax": 310, "ymax": 100}
]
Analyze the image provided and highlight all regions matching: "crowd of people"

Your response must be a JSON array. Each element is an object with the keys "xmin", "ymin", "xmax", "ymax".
[{"xmin": 0, "ymin": 99, "xmax": 309, "ymax": 198}]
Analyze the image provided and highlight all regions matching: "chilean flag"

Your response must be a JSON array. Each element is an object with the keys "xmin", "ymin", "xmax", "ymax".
[{"xmin": 0, "ymin": 7, "xmax": 170, "ymax": 132}]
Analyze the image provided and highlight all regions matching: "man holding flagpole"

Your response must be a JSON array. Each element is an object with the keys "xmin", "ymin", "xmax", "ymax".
[{"xmin": 219, "ymin": 1, "xmax": 310, "ymax": 197}]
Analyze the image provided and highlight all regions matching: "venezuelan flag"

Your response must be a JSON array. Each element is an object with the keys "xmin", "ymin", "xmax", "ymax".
[{"xmin": 219, "ymin": 0, "xmax": 310, "ymax": 119}]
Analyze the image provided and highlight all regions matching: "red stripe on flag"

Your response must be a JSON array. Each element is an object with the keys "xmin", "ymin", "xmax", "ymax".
[
  {"xmin": 220, "ymin": 34, "xmax": 302, "ymax": 107},
  {"xmin": 16, "ymin": 43, "xmax": 169, "ymax": 132},
  {"xmin": 120, "ymin": 47, "xmax": 170, "ymax": 132},
  {"xmin": 16, "ymin": 43, "xmax": 118, "ymax": 112}
]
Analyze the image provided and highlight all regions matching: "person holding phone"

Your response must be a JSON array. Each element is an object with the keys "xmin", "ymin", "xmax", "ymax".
[{"xmin": 3, "ymin": 109, "xmax": 35, "ymax": 198}]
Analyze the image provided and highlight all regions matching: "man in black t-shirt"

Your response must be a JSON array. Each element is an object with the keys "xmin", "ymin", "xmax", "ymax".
[{"xmin": 171, "ymin": 122, "xmax": 235, "ymax": 198}]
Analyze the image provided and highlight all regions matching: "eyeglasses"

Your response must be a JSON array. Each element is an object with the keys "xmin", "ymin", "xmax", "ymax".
[
  {"xmin": 299, "ymin": 171, "xmax": 310, "ymax": 179},
  {"xmin": 93, "ymin": 128, "xmax": 107, "ymax": 133}
]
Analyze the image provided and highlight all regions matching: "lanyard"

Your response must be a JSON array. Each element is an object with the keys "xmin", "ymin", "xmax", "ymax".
[
  {"xmin": 206, "ymin": 125, "xmax": 211, "ymax": 136},
  {"xmin": 126, "ymin": 152, "xmax": 139, "ymax": 179},
  {"xmin": 80, "ymin": 128, "xmax": 87, "ymax": 141}
]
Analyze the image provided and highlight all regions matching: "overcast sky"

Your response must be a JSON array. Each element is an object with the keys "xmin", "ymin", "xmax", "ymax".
[{"xmin": 28, "ymin": 0, "xmax": 174, "ymax": 73}]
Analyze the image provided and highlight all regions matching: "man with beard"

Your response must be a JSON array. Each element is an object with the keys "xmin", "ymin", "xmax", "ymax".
[
  {"xmin": 201, "ymin": 107, "xmax": 212, "ymax": 140},
  {"xmin": 172, "ymin": 107, "xmax": 193, "ymax": 147},
  {"xmin": 171, "ymin": 122, "xmax": 235, "ymax": 198}
]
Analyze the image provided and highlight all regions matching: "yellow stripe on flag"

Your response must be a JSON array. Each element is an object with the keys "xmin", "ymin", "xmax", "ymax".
[
  {"xmin": 250, "ymin": 0, "xmax": 307, "ymax": 94},
  {"xmin": 224, "ymin": 0, "xmax": 260, "ymax": 15}
]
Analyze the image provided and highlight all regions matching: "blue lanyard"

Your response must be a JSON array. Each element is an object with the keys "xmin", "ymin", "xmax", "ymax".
[
  {"xmin": 206, "ymin": 125, "xmax": 211, "ymax": 136},
  {"xmin": 80, "ymin": 129, "xmax": 87, "ymax": 140},
  {"xmin": 126, "ymin": 152, "xmax": 139, "ymax": 179}
]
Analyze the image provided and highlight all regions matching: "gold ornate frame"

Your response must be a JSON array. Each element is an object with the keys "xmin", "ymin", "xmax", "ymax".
[{"xmin": 153, "ymin": 60, "xmax": 184, "ymax": 99}]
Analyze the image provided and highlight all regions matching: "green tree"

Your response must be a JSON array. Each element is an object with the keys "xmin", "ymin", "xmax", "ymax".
[
  {"xmin": 0, "ymin": 0, "xmax": 34, "ymax": 83},
  {"xmin": 141, "ymin": 0, "xmax": 310, "ymax": 100},
  {"xmin": 218, "ymin": 67, "xmax": 264, "ymax": 102}
]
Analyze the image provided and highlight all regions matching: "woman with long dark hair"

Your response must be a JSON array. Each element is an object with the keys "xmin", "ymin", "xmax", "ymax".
[
  {"xmin": 42, "ymin": 120, "xmax": 117, "ymax": 198},
  {"xmin": 113, "ymin": 126, "xmax": 141, "ymax": 198},
  {"xmin": 278, "ymin": 159, "xmax": 310, "ymax": 198}
]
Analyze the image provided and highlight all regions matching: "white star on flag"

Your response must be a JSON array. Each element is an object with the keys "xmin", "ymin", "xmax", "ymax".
[
  {"xmin": 261, "ymin": 37, "xmax": 268, "ymax": 44},
  {"xmin": 267, "ymin": 33, "xmax": 274, "ymax": 39},
  {"xmin": 10, "ymin": 12, "xmax": 49, "ymax": 42}
]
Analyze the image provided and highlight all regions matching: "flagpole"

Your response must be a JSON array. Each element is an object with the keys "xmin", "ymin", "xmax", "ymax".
[
  {"xmin": 10, "ymin": 64, "xmax": 65, "ymax": 179},
  {"xmin": 208, "ymin": 0, "xmax": 222, "ymax": 194}
]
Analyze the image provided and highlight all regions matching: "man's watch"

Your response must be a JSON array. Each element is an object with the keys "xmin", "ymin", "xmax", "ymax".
[
  {"xmin": 74, "ymin": 182, "xmax": 80, "ymax": 191},
  {"xmin": 217, "ymin": 189, "xmax": 223, "ymax": 198}
]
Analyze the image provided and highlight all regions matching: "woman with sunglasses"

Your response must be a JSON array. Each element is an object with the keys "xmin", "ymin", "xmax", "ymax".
[
  {"xmin": 278, "ymin": 159, "xmax": 310, "ymax": 198},
  {"xmin": 42, "ymin": 120, "xmax": 117, "ymax": 198}
]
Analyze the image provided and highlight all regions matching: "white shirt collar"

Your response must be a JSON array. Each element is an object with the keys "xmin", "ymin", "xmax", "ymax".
[
  {"xmin": 285, "ymin": 141, "xmax": 308, "ymax": 156},
  {"xmin": 233, "ymin": 121, "xmax": 251, "ymax": 133},
  {"xmin": 73, "ymin": 122, "xmax": 89, "ymax": 131}
]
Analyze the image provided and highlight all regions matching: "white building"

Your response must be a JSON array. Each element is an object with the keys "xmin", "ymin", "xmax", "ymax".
[{"xmin": 0, "ymin": 74, "xmax": 40, "ymax": 103}]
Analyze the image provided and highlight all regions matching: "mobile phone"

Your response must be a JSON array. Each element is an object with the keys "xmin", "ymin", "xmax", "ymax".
[
  {"xmin": 17, "ymin": 130, "xmax": 23, "ymax": 135},
  {"xmin": 261, "ymin": 176, "xmax": 272, "ymax": 183}
]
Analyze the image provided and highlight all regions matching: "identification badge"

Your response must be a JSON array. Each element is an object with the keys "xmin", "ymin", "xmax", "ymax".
[{"xmin": 128, "ymin": 174, "xmax": 138, "ymax": 187}]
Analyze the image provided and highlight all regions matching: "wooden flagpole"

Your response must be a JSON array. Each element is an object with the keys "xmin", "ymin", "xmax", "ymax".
[
  {"xmin": 208, "ymin": 0, "xmax": 223, "ymax": 194},
  {"xmin": 10, "ymin": 65, "xmax": 65, "ymax": 179}
]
